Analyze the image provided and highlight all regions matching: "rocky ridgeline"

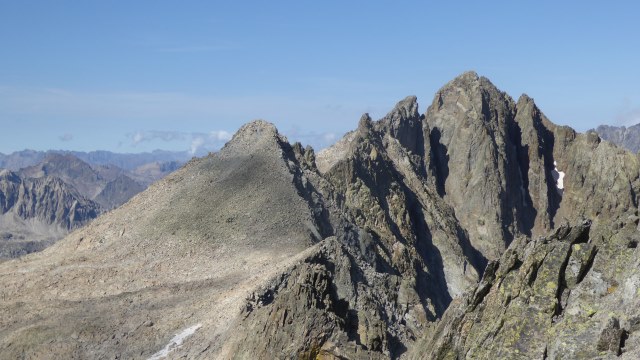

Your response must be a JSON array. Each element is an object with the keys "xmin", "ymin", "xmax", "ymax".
[
  {"xmin": 1, "ymin": 72, "xmax": 639, "ymax": 359},
  {"xmin": 223, "ymin": 72, "xmax": 640, "ymax": 358}
]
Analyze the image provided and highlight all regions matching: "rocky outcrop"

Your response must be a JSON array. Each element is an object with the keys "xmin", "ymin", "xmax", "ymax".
[{"xmin": 410, "ymin": 219, "xmax": 640, "ymax": 359}]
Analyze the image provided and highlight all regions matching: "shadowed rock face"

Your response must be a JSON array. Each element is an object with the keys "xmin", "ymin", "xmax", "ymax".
[{"xmin": 1, "ymin": 73, "xmax": 640, "ymax": 359}]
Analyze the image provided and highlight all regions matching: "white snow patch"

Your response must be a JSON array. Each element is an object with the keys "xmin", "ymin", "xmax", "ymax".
[
  {"xmin": 552, "ymin": 161, "xmax": 565, "ymax": 193},
  {"xmin": 148, "ymin": 323, "xmax": 202, "ymax": 360}
]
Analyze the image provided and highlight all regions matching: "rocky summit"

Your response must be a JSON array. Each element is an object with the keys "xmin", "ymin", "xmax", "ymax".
[
  {"xmin": 1, "ymin": 72, "xmax": 640, "ymax": 359},
  {"xmin": 594, "ymin": 124, "xmax": 640, "ymax": 153}
]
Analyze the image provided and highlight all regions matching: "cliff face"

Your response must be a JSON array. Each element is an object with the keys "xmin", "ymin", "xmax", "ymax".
[
  {"xmin": 1, "ymin": 73, "xmax": 639, "ymax": 359},
  {"xmin": 410, "ymin": 219, "xmax": 640, "ymax": 359},
  {"xmin": 422, "ymin": 72, "xmax": 639, "ymax": 261}
]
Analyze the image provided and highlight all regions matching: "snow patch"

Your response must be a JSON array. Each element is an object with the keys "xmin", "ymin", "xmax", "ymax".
[
  {"xmin": 148, "ymin": 323, "xmax": 202, "ymax": 360},
  {"xmin": 551, "ymin": 161, "xmax": 565, "ymax": 194}
]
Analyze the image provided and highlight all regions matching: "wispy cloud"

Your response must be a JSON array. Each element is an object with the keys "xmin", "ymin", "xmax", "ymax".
[
  {"xmin": 615, "ymin": 107, "xmax": 640, "ymax": 127},
  {"xmin": 58, "ymin": 133, "xmax": 74, "ymax": 142},
  {"xmin": 130, "ymin": 130, "xmax": 232, "ymax": 154}
]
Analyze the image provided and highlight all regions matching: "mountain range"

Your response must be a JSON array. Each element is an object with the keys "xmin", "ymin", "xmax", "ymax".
[
  {"xmin": 1, "ymin": 72, "xmax": 639, "ymax": 359},
  {"xmin": 0, "ymin": 149, "xmax": 193, "ymax": 172},
  {"xmin": 0, "ymin": 151, "xmax": 186, "ymax": 259},
  {"xmin": 594, "ymin": 124, "xmax": 640, "ymax": 153}
]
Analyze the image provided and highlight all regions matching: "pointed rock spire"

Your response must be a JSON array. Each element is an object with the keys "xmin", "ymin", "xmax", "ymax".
[{"xmin": 378, "ymin": 95, "xmax": 422, "ymax": 154}]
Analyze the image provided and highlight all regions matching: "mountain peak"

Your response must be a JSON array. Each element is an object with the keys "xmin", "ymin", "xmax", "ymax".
[
  {"xmin": 357, "ymin": 113, "xmax": 373, "ymax": 131},
  {"xmin": 377, "ymin": 95, "xmax": 422, "ymax": 153},
  {"xmin": 437, "ymin": 71, "xmax": 503, "ymax": 98},
  {"xmin": 455, "ymin": 70, "xmax": 480, "ymax": 82},
  {"xmin": 224, "ymin": 120, "xmax": 287, "ymax": 153},
  {"xmin": 385, "ymin": 95, "xmax": 419, "ymax": 121},
  {"xmin": 233, "ymin": 119, "xmax": 279, "ymax": 140}
]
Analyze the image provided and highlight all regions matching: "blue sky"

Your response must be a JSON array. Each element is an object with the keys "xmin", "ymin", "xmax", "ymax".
[{"xmin": 1, "ymin": 1, "xmax": 639, "ymax": 154}]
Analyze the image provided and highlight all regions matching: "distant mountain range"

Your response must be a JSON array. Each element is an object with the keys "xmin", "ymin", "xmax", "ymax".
[
  {"xmin": 593, "ymin": 124, "xmax": 640, "ymax": 153},
  {"xmin": 0, "ymin": 150, "xmax": 189, "ymax": 259},
  {"xmin": 0, "ymin": 169, "xmax": 100, "ymax": 258},
  {"xmin": 0, "ymin": 149, "xmax": 194, "ymax": 171}
]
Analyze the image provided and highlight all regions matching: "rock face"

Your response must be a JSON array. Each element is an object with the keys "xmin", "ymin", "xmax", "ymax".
[
  {"xmin": 421, "ymin": 72, "xmax": 639, "ymax": 261},
  {"xmin": 1, "ymin": 73, "xmax": 640, "ymax": 359},
  {"xmin": 410, "ymin": 220, "xmax": 640, "ymax": 359},
  {"xmin": 0, "ymin": 170, "xmax": 100, "ymax": 258},
  {"xmin": 595, "ymin": 123, "xmax": 640, "ymax": 153}
]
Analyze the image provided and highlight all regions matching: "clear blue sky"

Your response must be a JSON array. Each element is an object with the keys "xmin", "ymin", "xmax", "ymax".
[{"xmin": 1, "ymin": 1, "xmax": 639, "ymax": 154}]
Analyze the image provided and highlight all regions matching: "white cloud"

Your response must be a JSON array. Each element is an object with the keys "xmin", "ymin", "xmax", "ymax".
[
  {"xmin": 190, "ymin": 137, "xmax": 205, "ymax": 155},
  {"xmin": 210, "ymin": 130, "xmax": 232, "ymax": 141},
  {"xmin": 130, "ymin": 130, "xmax": 232, "ymax": 154},
  {"xmin": 132, "ymin": 132, "xmax": 145, "ymax": 144}
]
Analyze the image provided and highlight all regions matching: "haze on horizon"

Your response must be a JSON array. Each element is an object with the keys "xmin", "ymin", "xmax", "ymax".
[{"xmin": 1, "ymin": 1, "xmax": 639, "ymax": 155}]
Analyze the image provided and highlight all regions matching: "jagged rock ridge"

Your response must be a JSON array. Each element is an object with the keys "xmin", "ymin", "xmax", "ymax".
[{"xmin": 0, "ymin": 73, "xmax": 639, "ymax": 359}]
